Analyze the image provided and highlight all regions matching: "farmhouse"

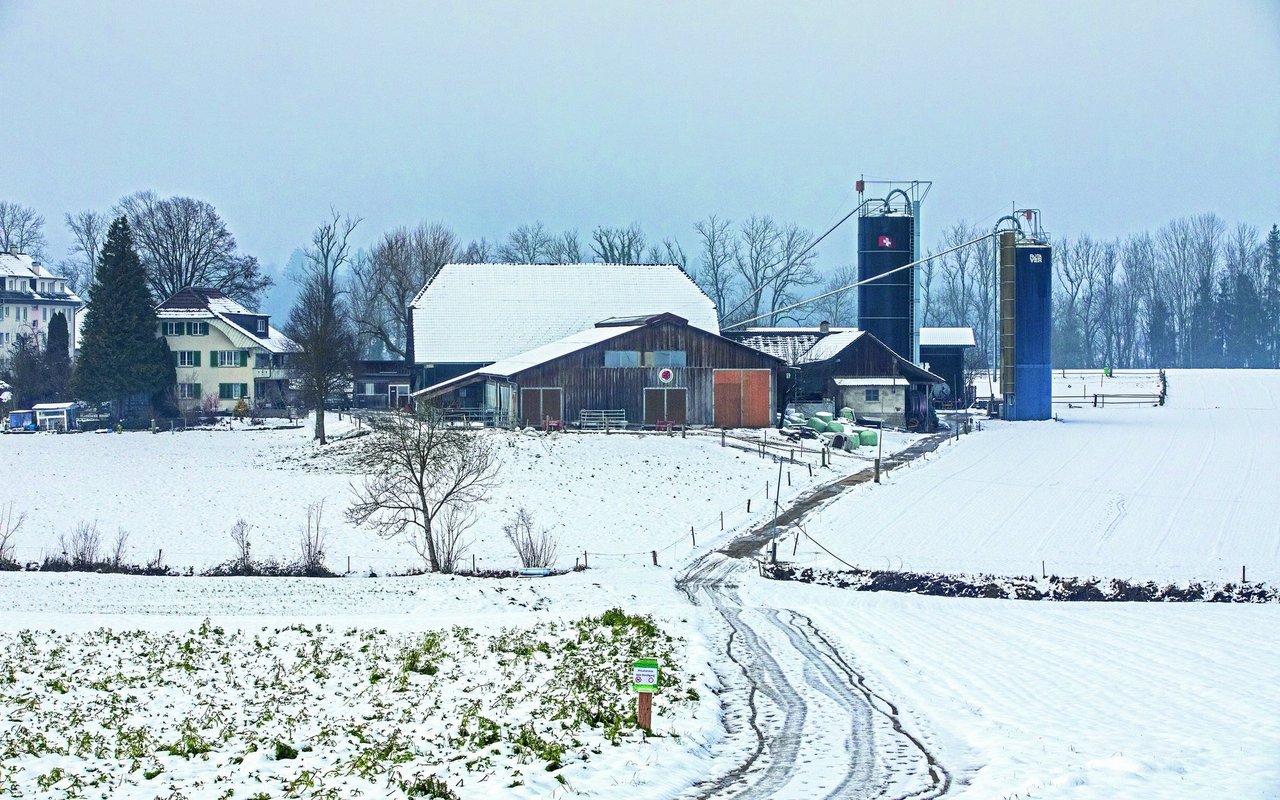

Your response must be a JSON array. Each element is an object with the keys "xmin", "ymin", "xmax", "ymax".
[
  {"xmin": 155, "ymin": 288, "xmax": 296, "ymax": 412},
  {"xmin": 729, "ymin": 324, "xmax": 944, "ymax": 429},
  {"xmin": 413, "ymin": 313, "xmax": 783, "ymax": 429},
  {"xmin": 407, "ymin": 262, "xmax": 719, "ymax": 391}
]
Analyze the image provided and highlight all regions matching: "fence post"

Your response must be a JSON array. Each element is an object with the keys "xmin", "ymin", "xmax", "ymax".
[
  {"xmin": 347, "ymin": 555, "xmax": 351, "ymax": 574},
  {"xmin": 690, "ymin": 526, "xmax": 696, "ymax": 547},
  {"xmin": 720, "ymin": 511, "xmax": 724, "ymax": 530},
  {"xmin": 651, "ymin": 550, "xmax": 658, "ymax": 567},
  {"xmin": 583, "ymin": 550, "xmax": 588, "ymax": 569},
  {"xmin": 473, "ymin": 554, "xmax": 477, "ymax": 574},
  {"xmin": 721, "ymin": 429, "xmax": 726, "ymax": 447},
  {"xmin": 793, "ymin": 528, "xmax": 800, "ymax": 556},
  {"xmin": 787, "ymin": 471, "xmax": 791, "ymax": 487},
  {"xmin": 874, "ymin": 457, "xmax": 881, "ymax": 483},
  {"xmin": 1242, "ymin": 565, "xmax": 1247, "ymax": 584},
  {"xmin": 771, "ymin": 542, "xmax": 777, "ymax": 564},
  {"xmin": 765, "ymin": 482, "xmax": 770, "ymax": 499},
  {"xmin": 747, "ymin": 498, "xmax": 752, "ymax": 513},
  {"xmin": 808, "ymin": 464, "xmax": 813, "ymax": 478}
]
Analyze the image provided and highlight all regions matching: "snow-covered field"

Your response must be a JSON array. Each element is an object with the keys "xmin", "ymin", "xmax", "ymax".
[
  {"xmin": 800, "ymin": 369, "xmax": 1280, "ymax": 582},
  {"xmin": 2, "ymin": 416, "xmax": 910, "ymax": 574}
]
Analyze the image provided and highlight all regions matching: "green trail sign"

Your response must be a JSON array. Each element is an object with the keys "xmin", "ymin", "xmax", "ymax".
[{"xmin": 632, "ymin": 658, "xmax": 660, "ymax": 693}]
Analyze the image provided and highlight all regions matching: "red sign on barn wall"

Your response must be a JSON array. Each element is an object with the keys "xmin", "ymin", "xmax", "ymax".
[{"xmin": 878, "ymin": 235, "xmax": 894, "ymax": 248}]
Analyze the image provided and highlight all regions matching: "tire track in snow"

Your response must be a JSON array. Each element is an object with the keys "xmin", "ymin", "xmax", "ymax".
[{"xmin": 677, "ymin": 434, "xmax": 953, "ymax": 800}]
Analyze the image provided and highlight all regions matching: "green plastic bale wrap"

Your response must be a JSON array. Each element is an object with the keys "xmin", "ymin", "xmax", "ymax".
[
  {"xmin": 826, "ymin": 421, "xmax": 846, "ymax": 434},
  {"xmin": 859, "ymin": 429, "xmax": 878, "ymax": 446},
  {"xmin": 839, "ymin": 407, "xmax": 855, "ymax": 420},
  {"xmin": 808, "ymin": 417, "xmax": 828, "ymax": 432},
  {"xmin": 814, "ymin": 411, "xmax": 834, "ymax": 423}
]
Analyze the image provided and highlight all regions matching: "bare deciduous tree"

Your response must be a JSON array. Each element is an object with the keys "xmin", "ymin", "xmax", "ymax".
[
  {"xmin": 284, "ymin": 210, "xmax": 361, "ymax": 444},
  {"xmin": 498, "ymin": 222, "xmax": 556, "ymax": 263},
  {"xmin": 548, "ymin": 229, "xmax": 583, "ymax": 264},
  {"xmin": 0, "ymin": 501, "xmax": 24, "ymax": 566},
  {"xmin": 433, "ymin": 503, "xmax": 475, "ymax": 574},
  {"xmin": 590, "ymin": 224, "xmax": 646, "ymax": 263},
  {"xmin": 352, "ymin": 221, "xmax": 458, "ymax": 359},
  {"xmin": 60, "ymin": 521, "xmax": 103, "ymax": 568},
  {"xmin": 459, "ymin": 237, "xmax": 494, "ymax": 264},
  {"xmin": 810, "ymin": 265, "xmax": 859, "ymax": 326},
  {"xmin": 502, "ymin": 507, "xmax": 558, "ymax": 569},
  {"xmin": 115, "ymin": 191, "xmax": 271, "ymax": 307},
  {"xmin": 646, "ymin": 238, "xmax": 688, "ymax": 271},
  {"xmin": 110, "ymin": 528, "xmax": 130, "ymax": 569},
  {"xmin": 0, "ymin": 201, "xmax": 48, "ymax": 259},
  {"xmin": 347, "ymin": 405, "xmax": 500, "ymax": 574},
  {"xmin": 60, "ymin": 210, "xmax": 109, "ymax": 295},
  {"xmin": 229, "ymin": 518, "xmax": 253, "ymax": 573},
  {"xmin": 300, "ymin": 500, "xmax": 328, "ymax": 575},
  {"xmin": 694, "ymin": 215, "xmax": 740, "ymax": 320}
]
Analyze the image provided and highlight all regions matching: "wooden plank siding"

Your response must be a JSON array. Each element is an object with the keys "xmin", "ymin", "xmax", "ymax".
[{"xmin": 508, "ymin": 321, "xmax": 783, "ymax": 428}]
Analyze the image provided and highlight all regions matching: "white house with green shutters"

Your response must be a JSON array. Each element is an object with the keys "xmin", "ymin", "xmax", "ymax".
[{"xmin": 155, "ymin": 287, "xmax": 296, "ymax": 412}]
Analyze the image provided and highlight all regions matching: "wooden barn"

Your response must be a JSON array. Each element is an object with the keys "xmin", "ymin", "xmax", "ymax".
[{"xmin": 412, "ymin": 313, "xmax": 783, "ymax": 429}]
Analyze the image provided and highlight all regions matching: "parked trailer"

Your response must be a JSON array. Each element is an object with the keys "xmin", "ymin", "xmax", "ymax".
[{"xmin": 6, "ymin": 410, "xmax": 36, "ymax": 432}]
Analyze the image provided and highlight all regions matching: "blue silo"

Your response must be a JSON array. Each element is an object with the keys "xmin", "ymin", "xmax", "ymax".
[
  {"xmin": 998, "ymin": 229, "xmax": 1053, "ymax": 420},
  {"xmin": 857, "ymin": 207, "xmax": 915, "ymax": 359}
]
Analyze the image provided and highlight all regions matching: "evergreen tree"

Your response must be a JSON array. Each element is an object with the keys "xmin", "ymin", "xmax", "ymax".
[
  {"xmin": 1227, "ymin": 270, "xmax": 1264, "ymax": 367},
  {"xmin": 45, "ymin": 311, "xmax": 71, "ymax": 401},
  {"xmin": 1265, "ymin": 224, "xmax": 1280, "ymax": 367},
  {"xmin": 1149, "ymin": 296, "xmax": 1176, "ymax": 367},
  {"xmin": 72, "ymin": 216, "xmax": 172, "ymax": 418},
  {"xmin": 1187, "ymin": 271, "xmax": 1219, "ymax": 368},
  {"xmin": 1211, "ymin": 272, "xmax": 1233, "ymax": 368},
  {"xmin": 9, "ymin": 334, "xmax": 47, "ymax": 407}
]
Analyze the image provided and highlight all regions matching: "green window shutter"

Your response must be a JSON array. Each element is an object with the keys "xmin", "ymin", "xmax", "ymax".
[
  {"xmin": 193, "ymin": 351, "xmax": 201, "ymax": 367},
  {"xmin": 242, "ymin": 383, "xmax": 249, "ymax": 399},
  {"xmin": 241, "ymin": 350, "xmax": 248, "ymax": 367},
  {"xmin": 193, "ymin": 383, "xmax": 201, "ymax": 399},
  {"xmin": 171, "ymin": 351, "xmax": 178, "ymax": 366},
  {"xmin": 212, "ymin": 350, "xmax": 219, "ymax": 367}
]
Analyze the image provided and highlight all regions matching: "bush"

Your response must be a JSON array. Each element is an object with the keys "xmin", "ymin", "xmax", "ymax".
[{"xmin": 503, "ymin": 507, "xmax": 558, "ymax": 569}]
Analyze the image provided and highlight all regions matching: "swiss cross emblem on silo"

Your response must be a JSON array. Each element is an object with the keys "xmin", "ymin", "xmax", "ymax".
[{"xmin": 878, "ymin": 235, "xmax": 893, "ymax": 248}]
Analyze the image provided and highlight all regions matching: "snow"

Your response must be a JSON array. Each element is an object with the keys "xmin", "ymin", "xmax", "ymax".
[
  {"xmin": 796, "ymin": 329, "xmax": 865, "ymax": 363},
  {"xmin": 798, "ymin": 369, "xmax": 1280, "ymax": 582},
  {"xmin": 1, "ymin": 414, "xmax": 909, "ymax": 575},
  {"xmin": 410, "ymin": 263, "xmax": 719, "ymax": 364},
  {"xmin": 918, "ymin": 326, "xmax": 976, "ymax": 347}
]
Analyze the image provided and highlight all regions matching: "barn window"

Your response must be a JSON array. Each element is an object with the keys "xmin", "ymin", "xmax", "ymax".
[
  {"xmin": 644, "ymin": 350, "xmax": 687, "ymax": 367},
  {"xmin": 864, "ymin": 388, "xmax": 880, "ymax": 402},
  {"xmin": 604, "ymin": 350, "xmax": 641, "ymax": 367}
]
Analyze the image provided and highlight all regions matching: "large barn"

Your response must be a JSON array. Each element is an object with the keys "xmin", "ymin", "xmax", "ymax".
[
  {"xmin": 412, "ymin": 313, "xmax": 783, "ymax": 429},
  {"xmin": 407, "ymin": 262, "xmax": 719, "ymax": 392}
]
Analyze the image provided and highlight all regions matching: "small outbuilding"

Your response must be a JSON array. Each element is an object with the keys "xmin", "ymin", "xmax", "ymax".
[
  {"xmin": 730, "ymin": 325, "xmax": 944, "ymax": 430},
  {"xmin": 412, "ymin": 313, "xmax": 783, "ymax": 429},
  {"xmin": 33, "ymin": 402, "xmax": 79, "ymax": 431}
]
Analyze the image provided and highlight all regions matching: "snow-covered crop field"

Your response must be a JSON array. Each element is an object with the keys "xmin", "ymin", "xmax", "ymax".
[
  {"xmin": 800, "ymin": 369, "xmax": 1280, "ymax": 582},
  {"xmin": 1, "ymin": 416, "xmax": 911, "ymax": 575}
]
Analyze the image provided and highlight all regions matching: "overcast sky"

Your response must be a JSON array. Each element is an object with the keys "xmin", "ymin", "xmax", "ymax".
[{"xmin": 3, "ymin": 0, "xmax": 1278, "ymax": 308}]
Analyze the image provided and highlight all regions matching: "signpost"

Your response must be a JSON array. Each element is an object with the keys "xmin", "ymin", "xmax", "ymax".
[{"xmin": 632, "ymin": 658, "xmax": 660, "ymax": 730}]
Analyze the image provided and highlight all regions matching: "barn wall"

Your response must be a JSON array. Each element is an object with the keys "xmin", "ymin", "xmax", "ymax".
[
  {"xmin": 513, "ymin": 322, "xmax": 780, "ymax": 427},
  {"xmin": 796, "ymin": 337, "xmax": 902, "ymax": 400}
]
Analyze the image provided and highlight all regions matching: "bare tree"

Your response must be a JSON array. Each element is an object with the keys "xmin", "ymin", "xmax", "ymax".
[
  {"xmin": 0, "ymin": 201, "xmax": 48, "ymax": 259},
  {"xmin": 60, "ymin": 521, "xmax": 103, "ymax": 568},
  {"xmin": 731, "ymin": 214, "xmax": 784, "ymax": 323},
  {"xmin": 693, "ymin": 215, "xmax": 739, "ymax": 320},
  {"xmin": 547, "ymin": 229, "xmax": 583, "ymax": 264},
  {"xmin": 433, "ymin": 503, "xmax": 475, "ymax": 574},
  {"xmin": 110, "ymin": 528, "xmax": 130, "ymax": 569},
  {"xmin": 284, "ymin": 210, "xmax": 361, "ymax": 444},
  {"xmin": 115, "ymin": 191, "xmax": 271, "ymax": 307},
  {"xmin": 767, "ymin": 222, "xmax": 819, "ymax": 323},
  {"xmin": 498, "ymin": 222, "xmax": 556, "ymax": 263},
  {"xmin": 810, "ymin": 265, "xmax": 859, "ymax": 326},
  {"xmin": 60, "ymin": 210, "xmax": 109, "ymax": 295},
  {"xmin": 502, "ymin": 507, "xmax": 558, "ymax": 569},
  {"xmin": 646, "ymin": 238, "xmax": 688, "ymax": 271},
  {"xmin": 347, "ymin": 405, "xmax": 500, "ymax": 573},
  {"xmin": 590, "ymin": 224, "xmax": 647, "ymax": 263},
  {"xmin": 229, "ymin": 518, "xmax": 253, "ymax": 573},
  {"xmin": 0, "ymin": 502, "xmax": 24, "ymax": 566},
  {"xmin": 459, "ymin": 237, "xmax": 494, "ymax": 264},
  {"xmin": 299, "ymin": 500, "xmax": 328, "ymax": 575},
  {"xmin": 352, "ymin": 221, "xmax": 458, "ymax": 359}
]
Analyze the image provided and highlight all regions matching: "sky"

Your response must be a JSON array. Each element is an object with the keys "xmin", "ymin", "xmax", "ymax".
[{"xmin": 2, "ymin": 0, "xmax": 1278, "ymax": 314}]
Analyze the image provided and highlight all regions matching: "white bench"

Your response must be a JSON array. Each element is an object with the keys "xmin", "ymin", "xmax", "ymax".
[{"xmin": 578, "ymin": 410, "xmax": 628, "ymax": 430}]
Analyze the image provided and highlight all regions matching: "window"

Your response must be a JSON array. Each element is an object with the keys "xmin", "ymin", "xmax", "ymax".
[
  {"xmin": 604, "ymin": 350, "xmax": 641, "ymax": 367},
  {"xmin": 178, "ymin": 383, "xmax": 201, "ymax": 400},
  {"xmin": 255, "ymin": 352, "xmax": 270, "ymax": 369},
  {"xmin": 256, "ymin": 318, "xmax": 268, "ymax": 333},
  {"xmin": 218, "ymin": 383, "xmax": 249, "ymax": 400},
  {"xmin": 163, "ymin": 321, "xmax": 184, "ymax": 336},
  {"xmin": 187, "ymin": 321, "xmax": 209, "ymax": 336},
  {"xmin": 645, "ymin": 350, "xmax": 687, "ymax": 368},
  {"xmin": 217, "ymin": 350, "xmax": 243, "ymax": 367},
  {"xmin": 864, "ymin": 388, "xmax": 880, "ymax": 402},
  {"xmin": 176, "ymin": 351, "xmax": 199, "ymax": 367}
]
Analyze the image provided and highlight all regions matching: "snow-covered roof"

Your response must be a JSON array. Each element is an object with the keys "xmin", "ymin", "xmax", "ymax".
[
  {"xmin": 834, "ymin": 377, "xmax": 909, "ymax": 387},
  {"xmin": 413, "ymin": 324, "xmax": 640, "ymax": 399},
  {"xmin": 797, "ymin": 330, "xmax": 866, "ymax": 364},
  {"xmin": 410, "ymin": 263, "xmax": 719, "ymax": 364},
  {"xmin": 0, "ymin": 252, "xmax": 82, "ymax": 304},
  {"xmin": 919, "ymin": 327, "xmax": 977, "ymax": 347},
  {"xmin": 156, "ymin": 287, "xmax": 295, "ymax": 353}
]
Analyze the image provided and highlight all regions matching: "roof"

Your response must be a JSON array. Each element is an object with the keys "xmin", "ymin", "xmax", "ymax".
[
  {"xmin": 32, "ymin": 402, "xmax": 78, "ymax": 410},
  {"xmin": 797, "ymin": 330, "xmax": 866, "ymax": 364},
  {"xmin": 919, "ymin": 327, "xmax": 977, "ymax": 347},
  {"xmin": 410, "ymin": 263, "xmax": 719, "ymax": 364},
  {"xmin": 156, "ymin": 287, "xmax": 296, "ymax": 354},
  {"xmin": 834, "ymin": 377, "xmax": 909, "ymax": 387},
  {"xmin": 0, "ymin": 252, "xmax": 82, "ymax": 304}
]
